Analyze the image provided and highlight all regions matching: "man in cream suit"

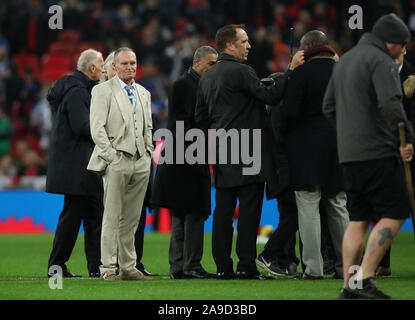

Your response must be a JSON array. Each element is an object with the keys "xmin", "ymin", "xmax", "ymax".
[{"xmin": 88, "ymin": 47, "xmax": 153, "ymax": 281}]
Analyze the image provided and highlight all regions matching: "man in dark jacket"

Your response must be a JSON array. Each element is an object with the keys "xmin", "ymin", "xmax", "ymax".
[
  {"xmin": 323, "ymin": 13, "xmax": 413, "ymax": 299},
  {"xmin": 151, "ymin": 46, "xmax": 218, "ymax": 279},
  {"xmin": 195, "ymin": 24, "xmax": 288, "ymax": 279},
  {"xmin": 46, "ymin": 49, "xmax": 104, "ymax": 278},
  {"xmin": 279, "ymin": 30, "xmax": 349, "ymax": 280}
]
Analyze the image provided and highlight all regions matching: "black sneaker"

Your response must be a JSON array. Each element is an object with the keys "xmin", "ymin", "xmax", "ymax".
[
  {"xmin": 339, "ymin": 287, "xmax": 361, "ymax": 299},
  {"xmin": 256, "ymin": 254, "xmax": 288, "ymax": 277},
  {"xmin": 360, "ymin": 277, "xmax": 391, "ymax": 299},
  {"xmin": 338, "ymin": 277, "xmax": 391, "ymax": 299}
]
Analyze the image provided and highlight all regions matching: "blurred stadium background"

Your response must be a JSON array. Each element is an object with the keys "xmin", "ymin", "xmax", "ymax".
[{"xmin": 0, "ymin": 0, "xmax": 414, "ymax": 234}]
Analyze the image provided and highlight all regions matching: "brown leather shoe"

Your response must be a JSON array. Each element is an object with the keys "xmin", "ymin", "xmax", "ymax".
[
  {"xmin": 375, "ymin": 266, "xmax": 391, "ymax": 277},
  {"xmin": 120, "ymin": 270, "xmax": 154, "ymax": 280},
  {"xmin": 100, "ymin": 271, "xmax": 120, "ymax": 281}
]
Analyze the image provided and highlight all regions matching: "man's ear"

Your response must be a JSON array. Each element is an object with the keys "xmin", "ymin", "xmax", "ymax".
[{"xmin": 225, "ymin": 41, "xmax": 234, "ymax": 51}]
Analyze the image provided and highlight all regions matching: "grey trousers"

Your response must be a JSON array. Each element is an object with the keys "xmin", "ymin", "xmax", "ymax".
[
  {"xmin": 169, "ymin": 212, "xmax": 205, "ymax": 273},
  {"xmin": 295, "ymin": 187, "xmax": 349, "ymax": 277}
]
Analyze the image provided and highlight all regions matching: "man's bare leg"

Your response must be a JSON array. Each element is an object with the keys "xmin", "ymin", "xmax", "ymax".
[
  {"xmin": 361, "ymin": 218, "xmax": 405, "ymax": 279},
  {"xmin": 342, "ymin": 221, "xmax": 368, "ymax": 288}
]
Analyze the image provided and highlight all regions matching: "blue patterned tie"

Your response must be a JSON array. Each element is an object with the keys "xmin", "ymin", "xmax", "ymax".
[{"xmin": 124, "ymin": 85, "xmax": 136, "ymax": 108}]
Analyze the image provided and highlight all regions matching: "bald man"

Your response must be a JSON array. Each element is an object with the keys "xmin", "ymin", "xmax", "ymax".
[{"xmin": 47, "ymin": 49, "xmax": 105, "ymax": 278}]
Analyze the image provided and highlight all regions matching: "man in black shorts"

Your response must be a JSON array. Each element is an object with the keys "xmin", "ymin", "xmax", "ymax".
[{"xmin": 323, "ymin": 13, "xmax": 413, "ymax": 299}]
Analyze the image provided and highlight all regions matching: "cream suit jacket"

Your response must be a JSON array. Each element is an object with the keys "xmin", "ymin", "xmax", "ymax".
[{"xmin": 87, "ymin": 76, "xmax": 153, "ymax": 174}]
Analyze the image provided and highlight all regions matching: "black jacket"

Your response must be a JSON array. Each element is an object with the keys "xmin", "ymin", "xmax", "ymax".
[
  {"xmin": 151, "ymin": 68, "xmax": 211, "ymax": 218},
  {"xmin": 281, "ymin": 58, "xmax": 343, "ymax": 196},
  {"xmin": 195, "ymin": 53, "xmax": 288, "ymax": 198},
  {"xmin": 46, "ymin": 70, "xmax": 103, "ymax": 195},
  {"xmin": 323, "ymin": 32, "xmax": 413, "ymax": 163}
]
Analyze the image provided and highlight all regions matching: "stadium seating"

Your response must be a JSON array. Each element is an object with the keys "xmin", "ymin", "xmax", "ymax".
[
  {"xmin": 40, "ymin": 53, "xmax": 71, "ymax": 83},
  {"xmin": 48, "ymin": 41, "xmax": 76, "ymax": 55},
  {"xmin": 12, "ymin": 53, "xmax": 41, "ymax": 80},
  {"xmin": 57, "ymin": 30, "xmax": 81, "ymax": 44}
]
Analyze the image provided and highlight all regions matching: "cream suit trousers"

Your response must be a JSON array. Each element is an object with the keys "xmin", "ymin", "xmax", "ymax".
[{"xmin": 100, "ymin": 151, "xmax": 151, "ymax": 275}]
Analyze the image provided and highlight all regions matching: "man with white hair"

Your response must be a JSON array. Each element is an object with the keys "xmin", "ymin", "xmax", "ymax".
[
  {"xmin": 102, "ymin": 51, "xmax": 116, "ymax": 82},
  {"xmin": 101, "ymin": 50, "xmax": 157, "ymax": 277},
  {"xmin": 46, "ymin": 49, "xmax": 105, "ymax": 278}
]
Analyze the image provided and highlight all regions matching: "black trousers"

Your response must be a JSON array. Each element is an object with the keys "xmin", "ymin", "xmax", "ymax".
[
  {"xmin": 212, "ymin": 183, "xmax": 264, "ymax": 274},
  {"xmin": 262, "ymin": 191, "xmax": 299, "ymax": 267},
  {"xmin": 169, "ymin": 211, "xmax": 205, "ymax": 273},
  {"xmin": 48, "ymin": 194, "xmax": 103, "ymax": 275}
]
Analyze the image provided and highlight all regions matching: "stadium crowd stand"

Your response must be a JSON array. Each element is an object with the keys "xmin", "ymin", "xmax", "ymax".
[{"xmin": 0, "ymin": 0, "xmax": 414, "ymax": 186}]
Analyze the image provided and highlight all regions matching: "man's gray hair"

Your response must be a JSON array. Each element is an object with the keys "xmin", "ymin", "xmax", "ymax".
[
  {"xmin": 104, "ymin": 51, "xmax": 115, "ymax": 71},
  {"xmin": 193, "ymin": 46, "xmax": 218, "ymax": 63},
  {"xmin": 114, "ymin": 47, "xmax": 135, "ymax": 63},
  {"xmin": 77, "ymin": 49, "xmax": 102, "ymax": 72}
]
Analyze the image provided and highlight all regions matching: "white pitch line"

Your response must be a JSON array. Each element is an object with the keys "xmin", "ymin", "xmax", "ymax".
[{"xmin": 0, "ymin": 276, "xmax": 172, "ymax": 281}]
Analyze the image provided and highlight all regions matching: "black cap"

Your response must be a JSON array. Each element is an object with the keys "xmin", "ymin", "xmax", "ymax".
[{"xmin": 372, "ymin": 13, "xmax": 410, "ymax": 44}]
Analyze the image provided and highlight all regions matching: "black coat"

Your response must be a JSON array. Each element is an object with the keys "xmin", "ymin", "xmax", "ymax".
[
  {"xmin": 195, "ymin": 53, "xmax": 288, "ymax": 198},
  {"xmin": 281, "ymin": 58, "xmax": 343, "ymax": 196},
  {"xmin": 46, "ymin": 71, "xmax": 103, "ymax": 196},
  {"xmin": 150, "ymin": 68, "xmax": 211, "ymax": 218}
]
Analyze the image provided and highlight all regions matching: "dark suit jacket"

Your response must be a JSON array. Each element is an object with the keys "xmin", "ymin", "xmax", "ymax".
[
  {"xmin": 151, "ymin": 68, "xmax": 211, "ymax": 218},
  {"xmin": 281, "ymin": 58, "xmax": 343, "ymax": 197},
  {"xmin": 195, "ymin": 53, "xmax": 288, "ymax": 198},
  {"xmin": 46, "ymin": 71, "xmax": 103, "ymax": 196}
]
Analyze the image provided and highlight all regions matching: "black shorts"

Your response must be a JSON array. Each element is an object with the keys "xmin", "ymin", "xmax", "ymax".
[{"xmin": 342, "ymin": 157, "xmax": 410, "ymax": 222}]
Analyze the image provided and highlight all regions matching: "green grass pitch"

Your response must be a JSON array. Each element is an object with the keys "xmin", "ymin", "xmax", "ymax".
[{"xmin": 0, "ymin": 232, "xmax": 414, "ymax": 300}]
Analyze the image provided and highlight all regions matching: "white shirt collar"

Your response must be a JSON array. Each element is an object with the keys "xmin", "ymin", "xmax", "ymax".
[
  {"xmin": 398, "ymin": 64, "xmax": 403, "ymax": 73},
  {"xmin": 117, "ymin": 75, "xmax": 135, "ymax": 90}
]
